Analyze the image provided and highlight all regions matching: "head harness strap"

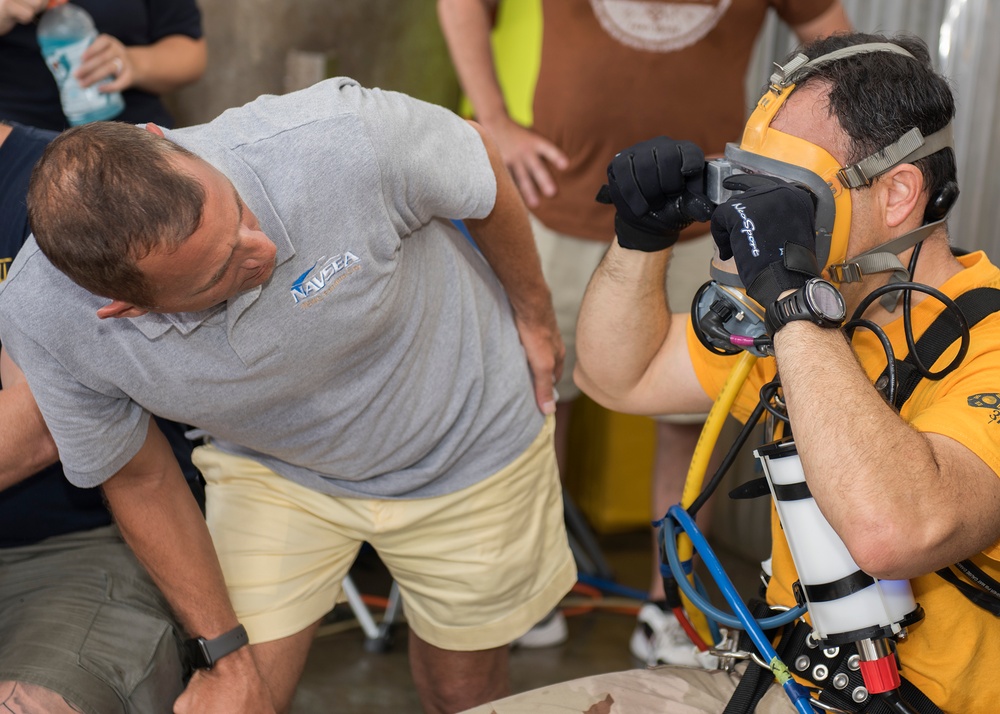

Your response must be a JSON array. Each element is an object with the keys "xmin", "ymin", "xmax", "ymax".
[
  {"xmin": 769, "ymin": 43, "xmax": 916, "ymax": 92},
  {"xmin": 828, "ymin": 219, "xmax": 947, "ymax": 298},
  {"xmin": 765, "ymin": 42, "xmax": 957, "ymax": 309},
  {"xmin": 838, "ymin": 124, "xmax": 955, "ymax": 189},
  {"xmin": 830, "ymin": 119, "xmax": 956, "ymax": 310}
]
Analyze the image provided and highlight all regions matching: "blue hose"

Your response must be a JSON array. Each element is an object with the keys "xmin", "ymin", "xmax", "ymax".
[
  {"xmin": 660, "ymin": 514, "xmax": 806, "ymax": 630},
  {"xmin": 694, "ymin": 572, "xmax": 724, "ymax": 644},
  {"xmin": 666, "ymin": 505, "xmax": 816, "ymax": 714},
  {"xmin": 576, "ymin": 572, "xmax": 649, "ymax": 601}
]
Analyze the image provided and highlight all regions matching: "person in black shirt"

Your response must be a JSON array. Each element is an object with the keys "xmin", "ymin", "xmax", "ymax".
[
  {"xmin": 0, "ymin": 0, "xmax": 205, "ymax": 131},
  {"xmin": 0, "ymin": 120, "xmax": 203, "ymax": 714}
]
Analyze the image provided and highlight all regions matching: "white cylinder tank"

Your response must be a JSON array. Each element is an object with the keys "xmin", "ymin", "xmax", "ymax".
[{"xmin": 755, "ymin": 439, "xmax": 919, "ymax": 643}]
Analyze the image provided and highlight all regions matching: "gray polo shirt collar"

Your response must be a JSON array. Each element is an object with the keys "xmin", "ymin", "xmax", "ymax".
[{"xmin": 129, "ymin": 137, "xmax": 296, "ymax": 344}]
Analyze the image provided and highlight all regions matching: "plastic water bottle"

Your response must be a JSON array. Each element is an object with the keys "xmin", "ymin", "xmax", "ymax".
[{"xmin": 37, "ymin": 0, "xmax": 124, "ymax": 125}]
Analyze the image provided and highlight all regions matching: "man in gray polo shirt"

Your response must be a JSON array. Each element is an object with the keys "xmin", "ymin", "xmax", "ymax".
[{"xmin": 0, "ymin": 78, "xmax": 575, "ymax": 713}]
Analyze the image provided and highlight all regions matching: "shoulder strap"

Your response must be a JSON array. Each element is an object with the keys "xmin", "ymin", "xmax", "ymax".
[
  {"xmin": 876, "ymin": 286, "xmax": 1000, "ymax": 616},
  {"xmin": 882, "ymin": 287, "xmax": 1000, "ymax": 410},
  {"xmin": 935, "ymin": 561, "xmax": 1000, "ymax": 616}
]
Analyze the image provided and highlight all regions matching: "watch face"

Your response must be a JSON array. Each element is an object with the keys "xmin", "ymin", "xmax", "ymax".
[
  {"xmin": 809, "ymin": 280, "xmax": 846, "ymax": 320},
  {"xmin": 185, "ymin": 638, "xmax": 212, "ymax": 669}
]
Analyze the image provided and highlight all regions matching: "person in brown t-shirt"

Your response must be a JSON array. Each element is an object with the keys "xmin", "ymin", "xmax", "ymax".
[{"xmin": 439, "ymin": 0, "xmax": 850, "ymax": 661}]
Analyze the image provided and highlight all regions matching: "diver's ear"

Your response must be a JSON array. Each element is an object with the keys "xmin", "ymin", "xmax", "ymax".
[
  {"xmin": 144, "ymin": 123, "xmax": 165, "ymax": 137},
  {"xmin": 880, "ymin": 163, "xmax": 923, "ymax": 229}
]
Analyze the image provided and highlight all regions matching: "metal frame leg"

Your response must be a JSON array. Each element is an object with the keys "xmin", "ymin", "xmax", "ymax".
[
  {"xmin": 563, "ymin": 491, "xmax": 615, "ymax": 581},
  {"xmin": 340, "ymin": 573, "xmax": 402, "ymax": 653}
]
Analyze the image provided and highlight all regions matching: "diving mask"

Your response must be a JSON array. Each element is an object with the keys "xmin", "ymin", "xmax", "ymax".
[{"xmin": 705, "ymin": 42, "xmax": 955, "ymax": 290}]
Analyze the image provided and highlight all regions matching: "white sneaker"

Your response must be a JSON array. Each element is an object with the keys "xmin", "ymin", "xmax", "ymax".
[
  {"xmin": 512, "ymin": 610, "xmax": 568, "ymax": 648},
  {"xmin": 629, "ymin": 603, "xmax": 718, "ymax": 669}
]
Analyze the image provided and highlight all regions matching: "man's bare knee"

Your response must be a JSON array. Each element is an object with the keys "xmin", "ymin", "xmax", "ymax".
[{"xmin": 409, "ymin": 634, "xmax": 510, "ymax": 714}]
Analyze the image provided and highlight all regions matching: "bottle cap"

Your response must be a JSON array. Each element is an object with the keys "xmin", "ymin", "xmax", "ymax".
[{"xmin": 46, "ymin": 0, "xmax": 69, "ymax": 9}]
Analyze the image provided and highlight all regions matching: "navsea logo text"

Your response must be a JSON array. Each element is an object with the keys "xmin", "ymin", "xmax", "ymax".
[{"xmin": 290, "ymin": 252, "xmax": 361, "ymax": 305}]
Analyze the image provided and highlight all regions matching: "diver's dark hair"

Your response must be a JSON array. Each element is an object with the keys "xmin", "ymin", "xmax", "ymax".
[{"xmin": 785, "ymin": 32, "xmax": 957, "ymax": 199}]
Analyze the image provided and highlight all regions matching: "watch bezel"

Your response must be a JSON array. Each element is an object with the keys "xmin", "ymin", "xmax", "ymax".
[
  {"xmin": 186, "ymin": 637, "xmax": 213, "ymax": 669},
  {"xmin": 767, "ymin": 277, "xmax": 846, "ymax": 334},
  {"xmin": 804, "ymin": 277, "xmax": 847, "ymax": 325}
]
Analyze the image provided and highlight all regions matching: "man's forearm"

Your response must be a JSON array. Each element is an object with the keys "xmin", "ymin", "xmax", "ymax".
[
  {"xmin": 0, "ymin": 383, "xmax": 59, "ymax": 490},
  {"xmin": 574, "ymin": 240, "xmax": 677, "ymax": 409},
  {"xmin": 775, "ymin": 321, "xmax": 1000, "ymax": 578},
  {"xmin": 437, "ymin": 0, "xmax": 509, "ymax": 125},
  {"xmin": 103, "ymin": 420, "xmax": 270, "ymax": 711},
  {"xmin": 0, "ymin": 339, "xmax": 60, "ymax": 492},
  {"xmin": 464, "ymin": 122, "xmax": 552, "ymax": 322},
  {"xmin": 102, "ymin": 422, "xmax": 239, "ymax": 640}
]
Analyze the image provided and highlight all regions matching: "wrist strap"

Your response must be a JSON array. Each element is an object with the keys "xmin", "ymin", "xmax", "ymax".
[
  {"xmin": 186, "ymin": 623, "xmax": 249, "ymax": 670},
  {"xmin": 614, "ymin": 215, "xmax": 679, "ymax": 252}
]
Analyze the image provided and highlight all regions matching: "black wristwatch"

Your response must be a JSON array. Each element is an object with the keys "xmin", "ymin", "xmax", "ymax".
[
  {"xmin": 766, "ymin": 277, "xmax": 846, "ymax": 335},
  {"xmin": 185, "ymin": 624, "xmax": 249, "ymax": 670}
]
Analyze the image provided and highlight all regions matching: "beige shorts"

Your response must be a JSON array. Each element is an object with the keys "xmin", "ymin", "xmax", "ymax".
[
  {"xmin": 193, "ymin": 416, "xmax": 576, "ymax": 650},
  {"xmin": 531, "ymin": 214, "xmax": 714, "ymax": 421},
  {"xmin": 459, "ymin": 664, "xmax": 796, "ymax": 713}
]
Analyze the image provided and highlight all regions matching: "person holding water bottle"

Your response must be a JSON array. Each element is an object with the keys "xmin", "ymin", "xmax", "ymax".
[{"xmin": 0, "ymin": 0, "xmax": 206, "ymax": 130}]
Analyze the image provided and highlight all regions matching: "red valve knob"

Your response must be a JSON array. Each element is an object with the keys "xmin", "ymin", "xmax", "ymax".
[{"xmin": 859, "ymin": 654, "xmax": 901, "ymax": 694}]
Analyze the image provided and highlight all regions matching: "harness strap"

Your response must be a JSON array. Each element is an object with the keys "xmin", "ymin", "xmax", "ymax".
[
  {"xmin": 873, "ymin": 285, "xmax": 1000, "ymax": 615},
  {"xmin": 935, "ymin": 564, "xmax": 1000, "ymax": 616},
  {"xmin": 828, "ymin": 220, "xmax": 946, "ymax": 313},
  {"xmin": 726, "ymin": 615, "xmax": 944, "ymax": 713},
  {"xmin": 723, "ymin": 601, "xmax": 792, "ymax": 714},
  {"xmin": 729, "ymin": 477, "xmax": 771, "ymax": 500},
  {"xmin": 881, "ymin": 287, "xmax": 1000, "ymax": 410},
  {"xmin": 729, "ymin": 478, "xmax": 813, "ymax": 502},
  {"xmin": 771, "ymin": 481, "xmax": 812, "ymax": 502}
]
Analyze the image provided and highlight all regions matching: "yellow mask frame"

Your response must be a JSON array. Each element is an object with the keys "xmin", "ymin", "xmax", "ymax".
[
  {"xmin": 737, "ymin": 83, "xmax": 851, "ymax": 273},
  {"xmin": 717, "ymin": 43, "xmax": 955, "ymax": 288}
]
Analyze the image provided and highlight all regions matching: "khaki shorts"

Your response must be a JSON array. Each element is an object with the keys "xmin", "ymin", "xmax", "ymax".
[
  {"xmin": 193, "ymin": 416, "xmax": 576, "ymax": 650},
  {"xmin": 459, "ymin": 664, "xmax": 796, "ymax": 713},
  {"xmin": 531, "ymin": 214, "xmax": 714, "ymax": 420},
  {"xmin": 0, "ymin": 526, "xmax": 186, "ymax": 714}
]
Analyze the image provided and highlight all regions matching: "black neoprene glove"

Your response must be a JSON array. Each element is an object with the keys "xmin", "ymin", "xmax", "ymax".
[
  {"xmin": 596, "ymin": 137, "xmax": 714, "ymax": 252},
  {"xmin": 710, "ymin": 174, "xmax": 821, "ymax": 309}
]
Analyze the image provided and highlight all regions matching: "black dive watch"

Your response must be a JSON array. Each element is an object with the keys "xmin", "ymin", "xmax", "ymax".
[
  {"xmin": 185, "ymin": 623, "xmax": 249, "ymax": 670},
  {"xmin": 766, "ymin": 277, "xmax": 846, "ymax": 335}
]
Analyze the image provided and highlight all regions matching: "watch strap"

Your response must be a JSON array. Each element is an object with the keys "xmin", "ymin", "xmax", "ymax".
[
  {"xmin": 766, "ymin": 288, "xmax": 810, "ymax": 334},
  {"xmin": 766, "ymin": 279, "xmax": 844, "ymax": 335},
  {"xmin": 186, "ymin": 623, "xmax": 249, "ymax": 669}
]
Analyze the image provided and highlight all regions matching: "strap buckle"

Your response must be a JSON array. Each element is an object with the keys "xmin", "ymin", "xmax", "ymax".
[
  {"xmin": 710, "ymin": 645, "xmax": 771, "ymax": 673},
  {"xmin": 827, "ymin": 261, "xmax": 863, "ymax": 283}
]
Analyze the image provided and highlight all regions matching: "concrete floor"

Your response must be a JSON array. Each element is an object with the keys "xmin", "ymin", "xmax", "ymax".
[{"xmin": 289, "ymin": 529, "xmax": 763, "ymax": 713}]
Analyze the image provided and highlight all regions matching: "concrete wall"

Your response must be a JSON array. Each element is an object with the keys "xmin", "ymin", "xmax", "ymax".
[{"xmin": 167, "ymin": 0, "xmax": 462, "ymax": 128}]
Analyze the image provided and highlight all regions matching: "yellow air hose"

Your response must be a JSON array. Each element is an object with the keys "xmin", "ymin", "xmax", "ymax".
[{"xmin": 677, "ymin": 350, "xmax": 757, "ymax": 645}]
